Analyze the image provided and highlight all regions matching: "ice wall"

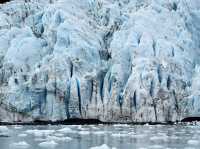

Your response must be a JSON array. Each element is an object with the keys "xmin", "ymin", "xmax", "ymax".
[{"xmin": 0, "ymin": 0, "xmax": 199, "ymax": 122}]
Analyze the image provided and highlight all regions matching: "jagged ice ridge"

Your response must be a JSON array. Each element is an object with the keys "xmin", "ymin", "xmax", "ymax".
[{"xmin": 0, "ymin": 0, "xmax": 199, "ymax": 122}]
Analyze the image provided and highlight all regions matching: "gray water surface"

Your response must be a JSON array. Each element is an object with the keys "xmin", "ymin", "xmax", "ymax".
[{"xmin": 0, "ymin": 124, "xmax": 200, "ymax": 149}]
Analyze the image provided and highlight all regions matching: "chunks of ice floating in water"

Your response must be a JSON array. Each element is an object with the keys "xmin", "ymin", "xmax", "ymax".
[
  {"xmin": 14, "ymin": 125, "xmax": 23, "ymax": 129},
  {"xmin": 0, "ymin": 126, "xmax": 9, "ymax": 132},
  {"xmin": 25, "ymin": 129, "xmax": 55, "ymax": 137},
  {"xmin": 10, "ymin": 141, "xmax": 30, "ymax": 149},
  {"xmin": 38, "ymin": 140, "xmax": 58, "ymax": 148},
  {"xmin": 149, "ymin": 145, "xmax": 164, "ymax": 149},
  {"xmin": 92, "ymin": 131, "xmax": 107, "ymax": 135},
  {"xmin": 90, "ymin": 144, "xmax": 116, "ymax": 149},
  {"xmin": 150, "ymin": 135, "xmax": 168, "ymax": 141},
  {"xmin": 0, "ymin": 126, "xmax": 10, "ymax": 136},
  {"xmin": 46, "ymin": 136, "xmax": 72, "ymax": 142},
  {"xmin": 113, "ymin": 124, "xmax": 130, "ymax": 127},
  {"xmin": 131, "ymin": 134, "xmax": 146, "ymax": 138},
  {"xmin": 111, "ymin": 133, "xmax": 129, "ymax": 137},
  {"xmin": 57, "ymin": 127, "xmax": 76, "ymax": 133},
  {"xmin": 78, "ymin": 131, "xmax": 90, "ymax": 135},
  {"xmin": 77, "ymin": 125, "xmax": 88, "ymax": 131},
  {"xmin": 54, "ymin": 133, "xmax": 65, "ymax": 137},
  {"xmin": 187, "ymin": 140, "xmax": 199, "ymax": 145},
  {"xmin": 18, "ymin": 133, "xmax": 28, "ymax": 137},
  {"xmin": 90, "ymin": 126, "xmax": 100, "ymax": 130}
]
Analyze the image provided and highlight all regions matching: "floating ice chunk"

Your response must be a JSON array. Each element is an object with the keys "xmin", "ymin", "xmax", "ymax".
[
  {"xmin": 150, "ymin": 135, "xmax": 168, "ymax": 141},
  {"xmin": 127, "ymin": 132, "xmax": 136, "ymax": 135},
  {"xmin": 90, "ymin": 126, "xmax": 100, "ymax": 130},
  {"xmin": 187, "ymin": 140, "xmax": 199, "ymax": 145},
  {"xmin": 38, "ymin": 140, "xmax": 58, "ymax": 148},
  {"xmin": 149, "ymin": 145, "xmax": 163, "ymax": 148},
  {"xmin": 46, "ymin": 136, "xmax": 72, "ymax": 142},
  {"xmin": 184, "ymin": 147, "xmax": 196, "ymax": 149},
  {"xmin": 0, "ymin": 126, "xmax": 10, "ymax": 136},
  {"xmin": 35, "ymin": 137, "xmax": 47, "ymax": 142},
  {"xmin": 14, "ymin": 125, "xmax": 23, "ymax": 129},
  {"xmin": 111, "ymin": 133, "xmax": 128, "ymax": 137},
  {"xmin": 168, "ymin": 135, "xmax": 179, "ymax": 140},
  {"xmin": 57, "ymin": 127, "xmax": 76, "ymax": 133},
  {"xmin": 10, "ymin": 141, "xmax": 30, "ymax": 149},
  {"xmin": 0, "ymin": 126, "xmax": 9, "ymax": 132},
  {"xmin": 77, "ymin": 125, "xmax": 88, "ymax": 131},
  {"xmin": 90, "ymin": 144, "xmax": 116, "ymax": 149},
  {"xmin": 25, "ymin": 129, "xmax": 55, "ymax": 137},
  {"xmin": 18, "ymin": 133, "xmax": 28, "ymax": 137},
  {"xmin": 92, "ymin": 131, "xmax": 106, "ymax": 135},
  {"xmin": 78, "ymin": 131, "xmax": 90, "ymax": 135},
  {"xmin": 113, "ymin": 124, "xmax": 130, "ymax": 127},
  {"xmin": 131, "ymin": 134, "xmax": 146, "ymax": 138},
  {"xmin": 54, "ymin": 133, "xmax": 65, "ymax": 137}
]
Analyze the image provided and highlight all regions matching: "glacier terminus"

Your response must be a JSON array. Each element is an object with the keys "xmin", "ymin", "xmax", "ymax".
[{"xmin": 0, "ymin": 0, "xmax": 200, "ymax": 123}]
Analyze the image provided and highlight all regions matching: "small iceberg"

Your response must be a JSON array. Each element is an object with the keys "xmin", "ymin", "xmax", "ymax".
[
  {"xmin": 57, "ymin": 127, "xmax": 76, "ymax": 133},
  {"xmin": 25, "ymin": 129, "xmax": 55, "ymax": 137},
  {"xmin": 54, "ymin": 133, "xmax": 65, "ymax": 137},
  {"xmin": 90, "ymin": 126, "xmax": 100, "ymax": 130},
  {"xmin": 111, "ymin": 133, "xmax": 128, "ymax": 137},
  {"xmin": 187, "ymin": 140, "xmax": 199, "ymax": 145},
  {"xmin": 150, "ymin": 135, "xmax": 168, "ymax": 141},
  {"xmin": 0, "ymin": 126, "xmax": 9, "ymax": 132},
  {"xmin": 90, "ymin": 144, "xmax": 116, "ymax": 149},
  {"xmin": 92, "ymin": 131, "xmax": 106, "ymax": 135},
  {"xmin": 149, "ymin": 145, "xmax": 163, "ymax": 149},
  {"xmin": 10, "ymin": 141, "xmax": 30, "ymax": 149},
  {"xmin": 0, "ymin": 126, "xmax": 10, "ymax": 137},
  {"xmin": 78, "ymin": 131, "xmax": 90, "ymax": 135},
  {"xmin": 113, "ymin": 124, "xmax": 130, "ymax": 127},
  {"xmin": 77, "ymin": 125, "xmax": 88, "ymax": 131},
  {"xmin": 13, "ymin": 125, "xmax": 23, "ymax": 129},
  {"xmin": 131, "ymin": 134, "xmax": 146, "ymax": 138},
  {"xmin": 18, "ymin": 133, "xmax": 28, "ymax": 137},
  {"xmin": 46, "ymin": 136, "xmax": 72, "ymax": 142},
  {"xmin": 38, "ymin": 140, "xmax": 58, "ymax": 148}
]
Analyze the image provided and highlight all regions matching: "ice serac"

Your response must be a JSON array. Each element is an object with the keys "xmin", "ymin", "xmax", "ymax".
[{"xmin": 0, "ymin": 0, "xmax": 200, "ymax": 122}]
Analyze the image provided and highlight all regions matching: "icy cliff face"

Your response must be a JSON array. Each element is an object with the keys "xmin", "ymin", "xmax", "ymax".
[{"xmin": 0, "ymin": 0, "xmax": 199, "ymax": 122}]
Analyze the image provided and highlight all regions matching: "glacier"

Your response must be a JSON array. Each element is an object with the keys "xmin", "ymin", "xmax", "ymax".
[{"xmin": 0, "ymin": 0, "xmax": 199, "ymax": 123}]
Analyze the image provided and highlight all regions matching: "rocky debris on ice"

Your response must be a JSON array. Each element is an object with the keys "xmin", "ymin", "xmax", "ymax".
[{"xmin": 0, "ymin": 0, "xmax": 200, "ymax": 123}]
